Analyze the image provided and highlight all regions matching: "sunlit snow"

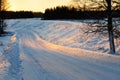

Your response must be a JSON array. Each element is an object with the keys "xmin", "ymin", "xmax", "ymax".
[{"xmin": 0, "ymin": 18, "xmax": 119, "ymax": 80}]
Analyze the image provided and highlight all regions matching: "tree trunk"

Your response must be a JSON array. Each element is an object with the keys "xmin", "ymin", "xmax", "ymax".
[
  {"xmin": 106, "ymin": 0, "xmax": 115, "ymax": 54},
  {"xmin": 0, "ymin": 0, "xmax": 7, "ymax": 34}
]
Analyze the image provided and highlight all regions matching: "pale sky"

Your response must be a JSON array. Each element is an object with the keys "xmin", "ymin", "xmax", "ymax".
[{"xmin": 9, "ymin": 0, "xmax": 70, "ymax": 12}]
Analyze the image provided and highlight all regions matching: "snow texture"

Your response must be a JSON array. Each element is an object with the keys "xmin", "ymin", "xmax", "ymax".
[{"xmin": 0, "ymin": 18, "xmax": 119, "ymax": 80}]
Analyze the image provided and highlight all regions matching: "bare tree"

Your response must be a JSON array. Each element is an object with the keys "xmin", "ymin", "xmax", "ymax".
[
  {"xmin": 71, "ymin": 0, "xmax": 120, "ymax": 54},
  {"xmin": 0, "ymin": 0, "xmax": 8, "ymax": 35},
  {"xmin": 106, "ymin": 0, "xmax": 115, "ymax": 53}
]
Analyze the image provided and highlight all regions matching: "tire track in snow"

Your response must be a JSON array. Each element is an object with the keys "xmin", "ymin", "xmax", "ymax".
[
  {"xmin": 19, "ymin": 31, "xmax": 57, "ymax": 80},
  {"xmin": 18, "ymin": 31, "xmax": 95, "ymax": 80},
  {"xmin": 3, "ymin": 34, "xmax": 23, "ymax": 80}
]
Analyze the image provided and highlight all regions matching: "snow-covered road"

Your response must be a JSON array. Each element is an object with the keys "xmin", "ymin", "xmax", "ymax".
[{"xmin": 1, "ymin": 19, "xmax": 120, "ymax": 80}]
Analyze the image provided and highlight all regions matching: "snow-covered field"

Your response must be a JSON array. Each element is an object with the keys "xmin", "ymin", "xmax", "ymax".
[{"xmin": 0, "ymin": 18, "xmax": 120, "ymax": 80}]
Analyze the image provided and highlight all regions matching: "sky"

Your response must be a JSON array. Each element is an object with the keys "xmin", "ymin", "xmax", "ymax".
[{"xmin": 9, "ymin": 0, "xmax": 70, "ymax": 12}]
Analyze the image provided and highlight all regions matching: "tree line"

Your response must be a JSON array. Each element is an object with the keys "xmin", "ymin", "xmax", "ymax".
[
  {"xmin": 0, "ymin": 0, "xmax": 120, "ymax": 54},
  {"xmin": 0, "ymin": 11, "xmax": 43, "ymax": 19},
  {"xmin": 43, "ymin": 6, "xmax": 120, "ymax": 20}
]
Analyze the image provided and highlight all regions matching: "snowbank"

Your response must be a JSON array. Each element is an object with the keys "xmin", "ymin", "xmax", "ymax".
[{"xmin": 6, "ymin": 18, "xmax": 120, "ymax": 54}]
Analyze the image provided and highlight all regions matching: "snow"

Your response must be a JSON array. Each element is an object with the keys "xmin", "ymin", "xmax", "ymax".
[{"xmin": 0, "ymin": 18, "xmax": 119, "ymax": 80}]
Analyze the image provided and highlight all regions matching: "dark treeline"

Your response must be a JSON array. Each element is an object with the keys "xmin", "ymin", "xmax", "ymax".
[
  {"xmin": 43, "ymin": 6, "xmax": 120, "ymax": 20},
  {"xmin": 0, "ymin": 11, "xmax": 43, "ymax": 19}
]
